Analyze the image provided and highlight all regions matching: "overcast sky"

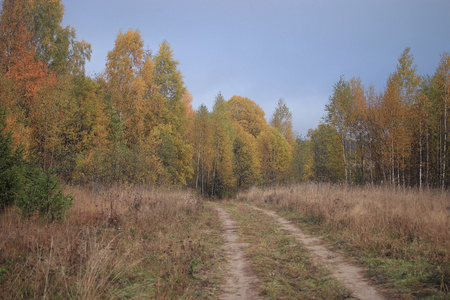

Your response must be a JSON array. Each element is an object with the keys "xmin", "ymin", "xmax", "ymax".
[{"xmin": 62, "ymin": 0, "xmax": 450, "ymax": 137}]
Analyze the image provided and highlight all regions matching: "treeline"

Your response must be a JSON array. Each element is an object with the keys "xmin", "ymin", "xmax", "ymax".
[
  {"xmin": 1, "ymin": 0, "xmax": 449, "ymax": 209},
  {"xmin": 0, "ymin": 0, "xmax": 299, "ymax": 202},
  {"xmin": 304, "ymin": 48, "xmax": 450, "ymax": 189}
]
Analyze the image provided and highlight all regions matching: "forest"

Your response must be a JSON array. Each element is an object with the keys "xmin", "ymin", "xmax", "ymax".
[{"xmin": 1, "ymin": 0, "xmax": 450, "ymax": 213}]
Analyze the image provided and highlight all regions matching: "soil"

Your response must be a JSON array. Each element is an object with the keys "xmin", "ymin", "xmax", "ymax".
[
  {"xmin": 214, "ymin": 205, "xmax": 260, "ymax": 299},
  {"xmin": 250, "ymin": 205, "xmax": 384, "ymax": 300}
]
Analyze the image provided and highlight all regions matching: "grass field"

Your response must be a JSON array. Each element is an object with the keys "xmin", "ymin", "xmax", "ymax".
[
  {"xmin": 236, "ymin": 183, "xmax": 450, "ymax": 299},
  {"xmin": 1, "ymin": 183, "xmax": 449, "ymax": 299},
  {"xmin": 0, "ymin": 186, "xmax": 224, "ymax": 299}
]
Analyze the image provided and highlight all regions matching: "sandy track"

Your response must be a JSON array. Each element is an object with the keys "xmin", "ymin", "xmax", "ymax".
[
  {"xmin": 215, "ymin": 205, "xmax": 260, "ymax": 299},
  {"xmin": 250, "ymin": 205, "xmax": 384, "ymax": 300}
]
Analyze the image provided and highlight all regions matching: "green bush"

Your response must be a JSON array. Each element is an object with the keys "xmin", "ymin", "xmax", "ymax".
[
  {"xmin": 0, "ymin": 109, "xmax": 24, "ymax": 211},
  {"xmin": 16, "ymin": 165, "xmax": 73, "ymax": 221}
]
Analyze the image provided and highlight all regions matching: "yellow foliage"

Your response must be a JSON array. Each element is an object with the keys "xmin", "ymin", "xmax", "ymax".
[
  {"xmin": 257, "ymin": 126, "xmax": 292, "ymax": 184},
  {"xmin": 227, "ymin": 95, "xmax": 268, "ymax": 138}
]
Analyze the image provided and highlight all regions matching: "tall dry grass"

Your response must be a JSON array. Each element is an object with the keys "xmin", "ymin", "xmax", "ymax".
[
  {"xmin": 237, "ymin": 183, "xmax": 450, "ymax": 294},
  {"xmin": 0, "ymin": 186, "xmax": 222, "ymax": 299}
]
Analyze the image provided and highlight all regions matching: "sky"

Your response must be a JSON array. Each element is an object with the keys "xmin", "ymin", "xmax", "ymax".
[{"xmin": 62, "ymin": 0, "xmax": 450, "ymax": 137}]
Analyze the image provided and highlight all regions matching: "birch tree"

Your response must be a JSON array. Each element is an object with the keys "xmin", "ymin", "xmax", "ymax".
[{"xmin": 325, "ymin": 76, "xmax": 353, "ymax": 184}]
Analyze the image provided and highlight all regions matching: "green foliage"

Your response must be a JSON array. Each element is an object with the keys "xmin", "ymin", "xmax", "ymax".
[
  {"xmin": 153, "ymin": 40, "xmax": 186, "ymax": 107},
  {"xmin": 0, "ymin": 108, "xmax": 23, "ymax": 210},
  {"xmin": 152, "ymin": 40, "xmax": 187, "ymax": 134},
  {"xmin": 0, "ymin": 267, "xmax": 6, "ymax": 283},
  {"xmin": 77, "ymin": 142, "xmax": 158, "ymax": 186},
  {"xmin": 308, "ymin": 124, "xmax": 344, "ymax": 183},
  {"xmin": 59, "ymin": 75, "xmax": 110, "ymax": 182},
  {"xmin": 324, "ymin": 76, "xmax": 354, "ymax": 183},
  {"xmin": 152, "ymin": 124, "xmax": 193, "ymax": 185},
  {"xmin": 393, "ymin": 47, "xmax": 421, "ymax": 104},
  {"xmin": 27, "ymin": 0, "xmax": 92, "ymax": 75},
  {"xmin": 209, "ymin": 93, "xmax": 236, "ymax": 197},
  {"xmin": 290, "ymin": 138, "xmax": 312, "ymax": 182},
  {"xmin": 325, "ymin": 76, "xmax": 354, "ymax": 130},
  {"xmin": 270, "ymin": 98, "xmax": 293, "ymax": 142},
  {"xmin": 16, "ymin": 165, "xmax": 73, "ymax": 221},
  {"xmin": 188, "ymin": 94, "xmax": 237, "ymax": 198}
]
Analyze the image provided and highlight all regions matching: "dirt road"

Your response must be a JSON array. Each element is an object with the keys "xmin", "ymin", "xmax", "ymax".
[
  {"xmin": 215, "ymin": 206, "xmax": 260, "ymax": 299},
  {"xmin": 215, "ymin": 203, "xmax": 384, "ymax": 300}
]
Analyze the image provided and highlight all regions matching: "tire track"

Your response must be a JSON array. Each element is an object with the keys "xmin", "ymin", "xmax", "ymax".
[
  {"xmin": 214, "ymin": 205, "xmax": 260, "ymax": 300},
  {"xmin": 250, "ymin": 205, "xmax": 384, "ymax": 300}
]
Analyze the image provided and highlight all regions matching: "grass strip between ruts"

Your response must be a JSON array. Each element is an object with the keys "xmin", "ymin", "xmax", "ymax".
[{"xmin": 221, "ymin": 201, "xmax": 351, "ymax": 299}]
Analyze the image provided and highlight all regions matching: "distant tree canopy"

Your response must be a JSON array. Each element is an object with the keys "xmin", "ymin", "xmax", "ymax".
[
  {"xmin": 314, "ymin": 48, "xmax": 450, "ymax": 189},
  {"xmin": 0, "ymin": 0, "xmax": 297, "ymax": 198},
  {"xmin": 1, "ymin": 0, "xmax": 449, "ymax": 197}
]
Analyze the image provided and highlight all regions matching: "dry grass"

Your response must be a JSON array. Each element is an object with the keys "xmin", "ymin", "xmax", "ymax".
[
  {"xmin": 237, "ymin": 183, "xmax": 450, "ymax": 298},
  {"xmin": 0, "ymin": 186, "xmax": 224, "ymax": 299}
]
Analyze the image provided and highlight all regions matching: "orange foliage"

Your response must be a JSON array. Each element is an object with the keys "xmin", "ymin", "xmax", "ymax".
[
  {"xmin": 6, "ymin": 52, "xmax": 55, "ymax": 106},
  {"xmin": 182, "ymin": 91, "xmax": 195, "ymax": 119}
]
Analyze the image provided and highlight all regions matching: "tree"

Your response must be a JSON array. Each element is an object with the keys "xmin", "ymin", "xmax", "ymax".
[
  {"xmin": 0, "ymin": 0, "xmax": 54, "ymax": 111},
  {"xmin": 270, "ymin": 98, "xmax": 297, "ymax": 182},
  {"xmin": 140, "ymin": 53, "xmax": 167, "ymax": 131},
  {"xmin": 0, "ymin": 0, "xmax": 92, "ymax": 177},
  {"xmin": 270, "ymin": 98, "xmax": 294, "ymax": 143},
  {"xmin": 26, "ymin": 0, "xmax": 91, "ymax": 75},
  {"xmin": 0, "ymin": 108, "xmax": 23, "ymax": 210},
  {"xmin": 153, "ymin": 40, "xmax": 186, "ymax": 129},
  {"xmin": 411, "ymin": 82, "xmax": 430, "ymax": 189},
  {"xmin": 151, "ymin": 41, "xmax": 193, "ymax": 185},
  {"xmin": 349, "ymin": 78, "xmax": 369, "ymax": 184},
  {"xmin": 105, "ymin": 29, "xmax": 146, "ymax": 146},
  {"xmin": 16, "ymin": 164, "xmax": 73, "ymax": 221},
  {"xmin": 59, "ymin": 76, "xmax": 110, "ymax": 182},
  {"xmin": 227, "ymin": 95, "xmax": 268, "ymax": 138},
  {"xmin": 191, "ymin": 104, "xmax": 213, "ymax": 195},
  {"xmin": 291, "ymin": 137, "xmax": 313, "ymax": 182},
  {"xmin": 378, "ymin": 48, "xmax": 421, "ymax": 187},
  {"xmin": 233, "ymin": 125, "xmax": 260, "ymax": 190},
  {"xmin": 307, "ymin": 48, "xmax": 449, "ymax": 188},
  {"xmin": 392, "ymin": 48, "xmax": 421, "ymax": 186},
  {"xmin": 0, "ymin": 0, "xmax": 91, "ymax": 76},
  {"xmin": 103, "ymin": 29, "xmax": 166, "ymax": 184},
  {"xmin": 0, "ymin": 0, "xmax": 30, "ymax": 73},
  {"xmin": 432, "ymin": 53, "xmax": 450, "ymax": 189},
  {"xmin": 257, "ymin": 126, "xmax": 292, "ymax": 185},
  {"xmin": 308, "ymin": 124, "xmax": 344, "ymax": 183},
  {"xmin": 151, "ymin": 124, "xmax": 193, "ymax": 185},
  {"xmin": 394, "ymin": 48, "xmax": 421, "ymax": 105},
  {"xmin": 210, "ymin": 93, "xmax": 235, "ymax": 197},
  {"xmin": 324, "ymin": 76, "xmax": 354, "ymax": 184},
  {"xmin": 361, "ymin": 84, "xmax": 382, "ymax": 184}
]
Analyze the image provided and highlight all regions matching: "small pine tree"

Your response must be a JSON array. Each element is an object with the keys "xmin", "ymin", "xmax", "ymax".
[
  {"xmin": 17, "ymin": 165, "xmax": 73, "ymax": 221},
  {"xmin": 0, "ymin": 109, "xmax": 23, "ymax": 211}
]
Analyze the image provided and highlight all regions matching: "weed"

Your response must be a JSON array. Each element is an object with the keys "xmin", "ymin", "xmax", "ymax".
[{"xmin": 0, "ymin": 267, "xmax": 6, "ymax": 283}]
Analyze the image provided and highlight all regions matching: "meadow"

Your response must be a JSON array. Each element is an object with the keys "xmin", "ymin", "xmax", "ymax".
[
  {"xmin": 1, "ymin": 183, "xmax": 449, "ymax": 299},
  {"xmin": 0, "ymin": 186, "xmax": 224, "ymax": 299},
  {"xmin": 237, "ymin": 183, "xmax": 450, "ymax": 298}
]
